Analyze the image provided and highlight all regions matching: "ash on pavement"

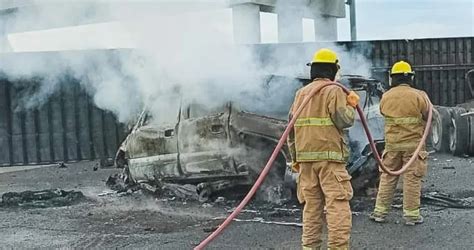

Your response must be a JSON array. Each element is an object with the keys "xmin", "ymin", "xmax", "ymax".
[{"xmin": 0, "ymin": 154, "xmax": 473, "ymax": 249}]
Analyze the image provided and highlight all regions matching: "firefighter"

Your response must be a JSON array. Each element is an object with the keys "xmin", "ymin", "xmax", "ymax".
[
  {"xmin": 288, "ymin": 48, "xmax": 359, "ymax": 249},
  {"xmin": 370, "ymin": 61, "xmax": 431, "ymax": 226}
]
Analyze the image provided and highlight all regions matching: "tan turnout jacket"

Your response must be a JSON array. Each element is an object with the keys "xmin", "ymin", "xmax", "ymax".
[
  {"xmin": 380, "ymin": 84, "xmax": 430, "ymax": 152},
  {"xmin": 288, "ymin": 79, "xmax": 355, "ymax": 163}
]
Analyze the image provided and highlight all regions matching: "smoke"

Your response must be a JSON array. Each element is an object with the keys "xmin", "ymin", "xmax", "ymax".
[{"xmin": 0, "ymin": 1, "xmax": 373, "ymax": 124}]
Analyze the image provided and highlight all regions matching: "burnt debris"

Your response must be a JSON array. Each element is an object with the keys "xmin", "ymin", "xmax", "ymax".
[{"xmin": 1, "ymin": 189, "xmax": 85, "ymax": 208}]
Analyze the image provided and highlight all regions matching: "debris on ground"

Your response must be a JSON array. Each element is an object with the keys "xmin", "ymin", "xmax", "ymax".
[
  {"xmin": 386, "ymin": 192, "xmax": 474, "ymax": 210},
  {"xmin": 106, "ymin": 171, "xmax": 136, "ymax": 193},
  {"xmin": 97, "ymin": 191, "xmax": 117, "ymax": 197},
  {"xmin": 1, "ymin": 189, "xmax": 85, "ymax": 208},
  {"xmin": 106, "ymin": 170, "xmax": 201, "ymax": 201},
  {"xmin": 422, "ymin": 192, "xmax": 474, "ymax": 209},
  {"xmin": 214, "ymin": 196, "xmax": 226, "ymax": 204},
  {"xmin": 203, "ymin": 226, "xmax": 219, "ymax": 233},
  {"xmin": 258, "ymin": 184, "xmax": 292, "ymax": 205},
  {"xmin": 202, "ymin": 203, "xmax": 213, "ymax": 208},
  {"xmin": 159, "ymin": 183, "xmax": 199, "ymax": 201},
  {"xmin": 212, "ymin": 216, "xmax": 303, "ymax": 227},
  {"xmin": 58, "ymin": 162, "xmax": 67, "ymax": 168},
  {"xmin": 443, "ymin": 166, "xmax": 455, "ymax": 169}
]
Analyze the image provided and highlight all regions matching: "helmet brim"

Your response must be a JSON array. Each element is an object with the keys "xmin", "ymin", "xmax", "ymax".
[
  {"xmin": 306, "ymin": 62, "xmax": 340, "ymax": 68},
  {"xmin": 390, "ymin": 72, "xmax": 415, "ymax": 76}
]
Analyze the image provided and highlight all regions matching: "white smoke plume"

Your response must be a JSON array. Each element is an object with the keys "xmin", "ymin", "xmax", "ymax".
[{"xmin": 0, "ymin": 0, "xmax": 373, "ymax": 124}]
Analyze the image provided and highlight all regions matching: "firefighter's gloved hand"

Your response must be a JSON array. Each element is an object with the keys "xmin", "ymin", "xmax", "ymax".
[
  {"xmin": 291, "ymin": 162, "xmax": 300, "ymax": 173},
  {"xmin": 347, "ymin": 91, "xmax": 360, "ymax": 108}
]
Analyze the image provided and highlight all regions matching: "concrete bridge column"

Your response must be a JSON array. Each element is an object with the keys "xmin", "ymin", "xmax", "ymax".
[
  {"xmin": 232, "ymin": 3, "xmax": 261, "ymax": 44},
  {"xmin": 277, "ymin": 10, "xmax": 303, "ymax": 43},
  {"xmin": 314, "ymin": 15, "xmax": 338, "ymax": 41}
]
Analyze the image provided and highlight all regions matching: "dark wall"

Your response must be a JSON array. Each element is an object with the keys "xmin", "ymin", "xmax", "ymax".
[{"xmin": 0, "ymin": 78, "xmax": 127, "ymax": 166}]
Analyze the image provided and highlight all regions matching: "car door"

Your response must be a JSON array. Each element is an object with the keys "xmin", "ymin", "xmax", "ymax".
[
  {"xmin": 126, "ymin": 108, "xmax": 181, "ymax": 182},
  {"xmin": 177, "ymin": 102, "xmax": 236, "ymax": 176}
]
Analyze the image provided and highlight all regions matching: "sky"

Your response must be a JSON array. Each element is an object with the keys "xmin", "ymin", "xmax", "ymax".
[
  {"xmin": 336, "ymin": 0, "xmax": 474, "ymax": 41},
  {"xmin": 4, "ymin": 0, "xmax": 474, "ymax": 52},
  {"xmin": 259, "ymin": 0, "xmax": 474, "ymax": 42}
]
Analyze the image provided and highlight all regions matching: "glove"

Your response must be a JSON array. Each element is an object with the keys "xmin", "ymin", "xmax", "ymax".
[
  {"xmin": 291, "ymin": 162, "xmax": 300, "ymax": 173},
  {"xmin": 347, "ymin": 91, "xmax": 360, "ymax": 108}
]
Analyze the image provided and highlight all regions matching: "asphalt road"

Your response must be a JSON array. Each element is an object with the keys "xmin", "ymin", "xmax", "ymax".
[{"xmin": 0, "ymin": 153, "xmax": 473, "ymax": 249}]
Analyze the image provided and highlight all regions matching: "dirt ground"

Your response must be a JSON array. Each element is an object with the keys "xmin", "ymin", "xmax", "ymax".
[{"xmin": 0, "ymin": 153, "xmax": 473, "ymax": 249}]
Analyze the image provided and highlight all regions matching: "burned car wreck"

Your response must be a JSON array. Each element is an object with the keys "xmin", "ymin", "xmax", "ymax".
[{"xmin": 113, "ymin": 75, "xmax": 386, "ymax": 202}]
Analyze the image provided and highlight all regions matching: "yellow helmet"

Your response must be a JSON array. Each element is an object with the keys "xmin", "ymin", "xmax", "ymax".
[
  {"xmin": 390, "ymin": 61, "xmax": 414, "ymax": 76},
  {"xmin": 311, "ymin": 48, "xmax": 339, "ymax": 64}
]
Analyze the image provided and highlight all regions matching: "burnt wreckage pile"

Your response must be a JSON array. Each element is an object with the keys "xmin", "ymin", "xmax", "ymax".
[
  {"xmin": 1, "ymin": 189, "xmax": 85, "ymax": 208},
  {"xmin": 110, "ymin": 75, "xmax": 386, "ymax": 202}
]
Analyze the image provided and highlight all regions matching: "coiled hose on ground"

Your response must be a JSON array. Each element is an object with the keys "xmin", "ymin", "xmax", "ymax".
[{"xmin": 194, "ymin": 81, "xmax": 433, "ymax": 250}]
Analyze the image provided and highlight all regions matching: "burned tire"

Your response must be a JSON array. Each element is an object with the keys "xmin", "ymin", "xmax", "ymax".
[
  {"xmin": 469, "ymin": 116, "xmax": 474, "ymax": 156},
  {"xmin": 430, "ymin": 108, "xmax": 441, "ymax": 151},
  {"xmin": 350, "ymin": 155, "xmax": 379, "ymax": 196},
  {"xmin": 432, "ymin": 106, "xmax": 452, "ymax": 152},
  {"xmin": 449, "ymin": 107, "xmax": 469, "ymax": 156}
]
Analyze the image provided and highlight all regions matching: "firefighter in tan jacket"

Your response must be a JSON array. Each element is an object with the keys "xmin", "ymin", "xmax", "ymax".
[
  {"xmin": 288, "ymin": 48, "xmax": 359, "ymax": 249},
  {"xmin": 370, "ymin": 61, "xmax": 431, "ymax": 226}
]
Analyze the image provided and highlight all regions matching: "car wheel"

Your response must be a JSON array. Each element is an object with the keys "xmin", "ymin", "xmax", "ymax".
[
  {"xmin": 433, "ymin": 106, "xmax": 452, "ymax": 152},
  {"xmin": 449, "ymin": 107, "xmax": 469, "ymax": 156}
]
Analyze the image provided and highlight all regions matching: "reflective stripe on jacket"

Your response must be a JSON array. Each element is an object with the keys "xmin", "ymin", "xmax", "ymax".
[
  {"xmin": 295, "ymin": 117, "xmax": 334, "ymax": 127},
  {"xmin": 380, "ymin": 84, "xmax": 431, "ymax": 152},
  {"xmin": 287, "ymin": 79, "xmax": 355, "ymax": 163}
]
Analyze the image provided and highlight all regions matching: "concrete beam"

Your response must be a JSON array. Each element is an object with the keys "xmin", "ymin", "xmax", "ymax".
[
  {"xmin": 229, "ymin": 0, "xmax": 276, "ymax": 8},
  {"xmin": 232, "ymin": 3, "xmax": 261, "ymax": 44},
  {"xmin": 277, "ymin": 10, "xmax": 303, "ymax": 43},
  {"xmin": 230, "ymin": 0, "xmax": 345, "ymax": 18},
  {"xmin": 0, "ymin": 36, "xmax": 12, "ymax": 53},
  {"xmin": 309, "ymin": 0, "xmax": 346, "ymax": 18}
]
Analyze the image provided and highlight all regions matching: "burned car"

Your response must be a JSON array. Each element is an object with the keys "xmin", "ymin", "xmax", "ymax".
[{"xmin": 114, "ymin": 75, "xmax": 386, "ymax": 201}]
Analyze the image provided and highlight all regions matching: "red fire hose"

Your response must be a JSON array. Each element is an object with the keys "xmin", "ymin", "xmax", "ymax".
[{"xmin": 194, "ymin": 81, "xmax": 433, "ymax": 250}]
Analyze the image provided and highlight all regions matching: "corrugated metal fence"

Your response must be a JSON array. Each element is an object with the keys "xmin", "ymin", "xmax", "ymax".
[
  {"xmin": 0, "ymin": 37, "xmax": 473, "ymax": 166},
  {"xmin": 0, "ymin": 78, "xmax": 126, "ymax": 166},
  {"xmin": 368, "ymin": 37, "xmax": 474, "ymax": 106}
]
